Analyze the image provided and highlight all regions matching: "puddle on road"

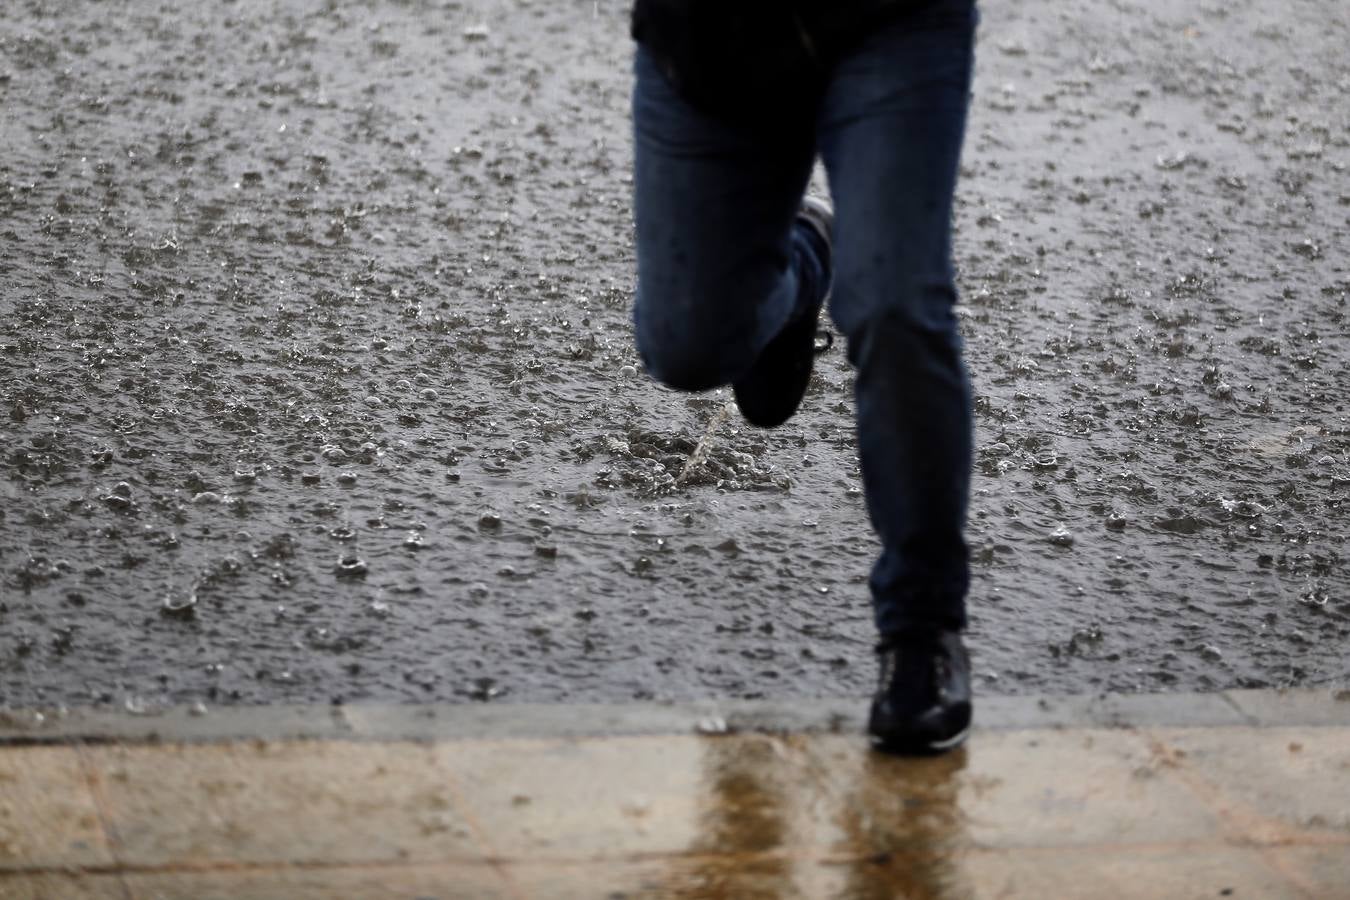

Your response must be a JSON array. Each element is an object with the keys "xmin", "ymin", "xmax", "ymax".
[{"xmin": 0, "ymin": 0, "xmax": 1346, "ymax": 709}]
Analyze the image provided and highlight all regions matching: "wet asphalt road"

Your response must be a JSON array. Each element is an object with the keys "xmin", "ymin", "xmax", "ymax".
[{"xmin": 1, "ymin": 0, "xmax": 1347, "ymax": 710}]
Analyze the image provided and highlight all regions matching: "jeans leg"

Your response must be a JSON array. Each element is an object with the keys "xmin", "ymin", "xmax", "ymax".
[
  {"xmin": 631, "ymin": 47, "xmax": 823, "ymax": 392},
  {"xmin": 816, "ymin": 0, "xmax": 978, "ymax": 635}
]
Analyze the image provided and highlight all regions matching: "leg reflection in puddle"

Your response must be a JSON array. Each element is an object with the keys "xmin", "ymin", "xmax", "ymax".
[
  {"xmin": 656, "ymin": 735, "xmax": 972, "ymax": 899},
  {"xmin": 824, "ymin": 746, "xmax": 973, "ymax": 899}
]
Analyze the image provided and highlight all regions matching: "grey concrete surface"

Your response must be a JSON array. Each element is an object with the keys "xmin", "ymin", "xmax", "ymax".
[
  {"xmin": 1, "ymin": 0, "xmax": 1347, "ymax": 709},
  {"xmin": 3, "ymin": 689, "xmax": 1347, "ymax": 745}
]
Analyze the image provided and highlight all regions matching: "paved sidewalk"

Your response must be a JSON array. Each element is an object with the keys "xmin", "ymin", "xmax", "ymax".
[{"xmin": 1, "ymin": 690, "xmax": 1347, "ymax": 899}]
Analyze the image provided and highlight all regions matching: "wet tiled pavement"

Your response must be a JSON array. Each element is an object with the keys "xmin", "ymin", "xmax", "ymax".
[{"xmin": 1, "ymin": 691, "xmax": 1347, "ymax": 899}]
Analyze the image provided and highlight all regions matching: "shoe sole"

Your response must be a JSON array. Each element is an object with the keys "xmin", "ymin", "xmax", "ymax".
[
  {"xmin": 798, "ymin": 195, "xmax": 834, "ymax": 258},
  {"xmin": 868, "ymin": 724, "xmax": 970, "ymax": 756},
  {"xmin": 732, "ymin": 307, "xmax": 822, "ymax": 428},
  {"xmin": 731, "ymin": 198, "xmax": 833, "ymax": 428}
]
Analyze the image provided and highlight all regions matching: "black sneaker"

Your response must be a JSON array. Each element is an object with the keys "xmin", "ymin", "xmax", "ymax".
[
  {"xmin": 868, "ymin": 626, "xmax": 972, "ymax": 755},
  {"xmin": 732, "ymin": 196, "xmax": 833, "ymax": 428}
]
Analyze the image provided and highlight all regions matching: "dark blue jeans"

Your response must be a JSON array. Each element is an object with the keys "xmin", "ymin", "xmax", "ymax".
[{"xmin": 631, "ymin": 0, "xmax": 977, "ymax": 636}]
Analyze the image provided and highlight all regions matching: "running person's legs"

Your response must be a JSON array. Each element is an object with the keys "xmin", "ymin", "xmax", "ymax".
[
  {"xmin": 817, "ymin": 0, "xmax": 978, "ymax": 752},
  {"xmin": 629, "ymin": 0, "xmax": 978, "ymax": 752},
  {"xmin": 817, "ymin": 0, "xmax": 978, "ymax": 638},
  {"xmin": 630, "ymin": 48, "xmax": 828, "ymax": 392}
]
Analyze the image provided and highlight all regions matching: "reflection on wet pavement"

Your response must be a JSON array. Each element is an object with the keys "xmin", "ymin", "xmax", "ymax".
[
  {"xmin": 6, "ymin": 714, "xmax": 1346, "ymax": 898},
  {"xmin": 658, "ymin": 735, "xmax": 973, "ymax": 898},
  {"xmin": 819, "ymin": 748, "xmax": 971, "ymax": 899}
]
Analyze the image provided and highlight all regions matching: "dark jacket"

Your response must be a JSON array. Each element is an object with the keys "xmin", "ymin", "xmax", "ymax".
[{"xmin": 631, "ymin": 0, "xmax": 928, "ymax": 122}]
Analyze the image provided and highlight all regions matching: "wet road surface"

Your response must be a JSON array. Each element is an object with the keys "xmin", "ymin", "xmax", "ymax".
[{"xmin": 1, "ymin": 0, "xmax": 1347, "ymax": 709}]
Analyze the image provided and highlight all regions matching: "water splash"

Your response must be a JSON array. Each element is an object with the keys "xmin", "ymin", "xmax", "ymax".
[{"xmin": 676, "ymin": 399, "xmax": 736, "ymax": 488}]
